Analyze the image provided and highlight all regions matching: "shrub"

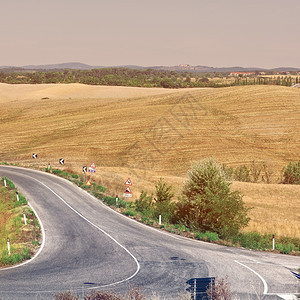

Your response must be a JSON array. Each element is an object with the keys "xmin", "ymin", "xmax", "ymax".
[
  {"xmin": 195, "ymin": 231, "xmax": 219, "ymax": 242},
  {"xmin": 283, "ymin": 160, "xmax": 300, "ymax": 184},
  {"xmin": 96, "ymin": 185, "xmax": 107, "ymax": 193},
  {"xmin": 52, "ymin": 169, "xmax": 63, "ymax": 175},
  {"xmin": 135, "ymin": 191, "xmax": 154, "ymax": 217},
  {"xmin": 118, "ymin": 199, "xmax": 127, "ymax": 208},
  {"xmin": 222, "ymin": 165, "xmax": 233, "ymax": 180},
  {"xmin": 174, "ymin": 224, "xmax": 188, "ymax": 233},
  {"xmin": 54, "ymin": 291, "xmax": 80, "ymax": 300},
  {"xmin": 276, "ymin": 243, "xmax": 295, "ymax": 254},
  {"xmin": 234, "ymin": 165, "xmax": 251, "ymax": 182},
  {"xmin": 103, "ymin": 196, "xmax": 116, "ymax": 206},
  {"xmin": 154, "ymin": 178, "xmax": 176, "ymax": 223},
  {"xmin": 206, "ymin": 276, "xmax": 232, "ymax": 300},
  {"xmin": 0, "ymin": 247, "xmax": 31, "ymax": 266},
  {"xmin": 233, "ymin": 232, "xmax": 272, "ymax": 250},
  {"xmin": 177, "ymin": 158, "xmax": 250, "ymax": 238},
  {"xmin": 93, "ymin": 192, "xmax": 105, "ymax": 200},
  {"xmin": 124, "ymin": 210, "xmax": 136, "ymax": 217},
  {"xmin": 250, "ymin": 160, "xmax": 262, "ymax": 183}
]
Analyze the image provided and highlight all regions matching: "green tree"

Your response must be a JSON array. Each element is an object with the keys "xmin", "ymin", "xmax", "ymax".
[
  {"xmin": 176, "ymin": 158, "xmax": 250, "ymax": 238},
  {"xmin": 135, "ymin": 191, "xmax": 154, "ymax": 218},
  {"xmin": 154, "ymin": 178, "xmax": 175, "ymax": 222},
  {"xmin": 283, "ymin": 160, "xmax": 300, "ymax": 184}
]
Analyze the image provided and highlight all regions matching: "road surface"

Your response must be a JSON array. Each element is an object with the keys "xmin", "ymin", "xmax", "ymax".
[{"xmin": 0, "ymin": 166, "xmax": 299, "ymax": 299}]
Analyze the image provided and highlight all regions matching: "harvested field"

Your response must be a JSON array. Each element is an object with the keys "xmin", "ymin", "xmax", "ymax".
[{"xmin": 0, "ymin": 83, "xmax": 299, "ymax": 237}]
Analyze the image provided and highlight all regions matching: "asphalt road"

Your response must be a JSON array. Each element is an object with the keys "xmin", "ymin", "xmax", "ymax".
[{"xmin": 0, "ymin": 166, "xmax": 299, "ymax": 300}]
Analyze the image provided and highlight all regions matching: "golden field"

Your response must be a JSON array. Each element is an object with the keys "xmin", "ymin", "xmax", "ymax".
[{"xmin": 0, "ymin": 83, "xmax": 299, "ymax": 238}]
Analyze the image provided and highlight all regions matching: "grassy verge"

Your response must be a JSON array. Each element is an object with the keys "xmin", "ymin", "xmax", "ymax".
[{"xmin": 0, "ymin": 177, "xmax": 42, "ymax": 267}]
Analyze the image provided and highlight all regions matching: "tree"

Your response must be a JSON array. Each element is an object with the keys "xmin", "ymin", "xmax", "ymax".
[
  {"xmin": 261, "ymin": 161, "xmax": 273, "ymax": 184},
  {"xmin": 154, "ymin": 178, "xmax": 175, "ymax": 223},
  {"xmin": 135, "ymin": 191, "xmax": 154, "ymax": 217},
  {"xmin": 234, "ymin": 165, "xmax": 251, "ymax": 182},
  {"xmin": 176, "ymin": 158, "xmax": 250, "ymax": 238},
  {"xmin": 283, "ymin": 160, "xmax": 300, "ymax": 184},
  {"xmin": 249, "ymin": 160, "xmax": 262, "ymax": 183}
]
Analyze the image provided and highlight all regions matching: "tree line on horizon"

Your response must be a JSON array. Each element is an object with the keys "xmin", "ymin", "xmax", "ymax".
[{"xmin": 0, "ymin": 67, "xmax": 299, "ymax": 88}]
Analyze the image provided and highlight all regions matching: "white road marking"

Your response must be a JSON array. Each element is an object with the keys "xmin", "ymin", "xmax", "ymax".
[
  {"xmin": 33, "ymin": 177, "xmax": 141, "ymax": 288},
  {"xmin": 235, "ymin": 260, "xmax": 268, "ymax": 294}
]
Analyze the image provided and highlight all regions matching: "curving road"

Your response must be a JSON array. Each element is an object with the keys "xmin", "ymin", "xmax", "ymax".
[{"xmin": 0, "ymin": 166, "xmax": 299, "ymax": 299}]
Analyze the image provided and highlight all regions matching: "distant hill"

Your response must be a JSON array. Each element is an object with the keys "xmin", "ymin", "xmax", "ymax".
[
  {"xmin": 0, "ymin": 62, "xmax": 299, "ymax": 73},
  {"xmin": 22, "ymin": 62, "xmax": 93, "ymax": 70}
]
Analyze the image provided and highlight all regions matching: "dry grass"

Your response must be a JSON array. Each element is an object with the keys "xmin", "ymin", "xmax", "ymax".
[
  {"xmin": 0, "ymin": 83, "xmax": 299, "ymax": 238},
  {"xmin": 232, "ymin": 182, "xmax": 300, "ymax": 238}
]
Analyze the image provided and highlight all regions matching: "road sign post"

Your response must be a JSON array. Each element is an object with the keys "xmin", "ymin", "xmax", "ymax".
[
  {"xmin": 32, "ymin": 153, "xmax": 37, "ymax": 168},
  {"xmin": 82, "ymin": 166, "xmax": 87, "ymax": 182},
  {"xmin": 123, "ymin": 178, "xmax": 133, "ymax": 208},
  {"xmin": 123, "ymin": 186, "xmax": 132, "ymax": 208},
  {"xmin": 88, "ymin": 163, "xmax": 96, "ymax": 183}
]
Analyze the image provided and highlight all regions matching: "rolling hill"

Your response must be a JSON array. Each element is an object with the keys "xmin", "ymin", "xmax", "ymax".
[{"xmin": 0, "ymin": 83, "xmax": 299, "ymax": 237}]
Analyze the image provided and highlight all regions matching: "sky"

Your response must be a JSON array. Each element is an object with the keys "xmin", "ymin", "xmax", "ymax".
[{"xmin": 0, "ymin": 0, "xmax": 299, "ymax": 68}]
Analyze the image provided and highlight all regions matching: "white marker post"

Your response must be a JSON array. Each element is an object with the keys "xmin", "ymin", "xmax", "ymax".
[
  {"xmin": 23, "ymin": 210, "xmax": 27, "ymax": 225},
  {"xmin": 159, "ymin": 213, "xmax": 162, "ymax": 225},
  {"xmin": 7, "ymin": 238, "xmax": 11, "ymax": 255},
  {"xmin": 272, "ymin": 234, "xmax": 275, "ymax": 250},
  {"xmin": 16, "ymin": 192, "xmax": 19, "ymax": 201},
  {"xmin": 4, "ymin": 178, "xmax": 7, "ymax": 187},
  {"xmin": 116, "ymin": 195, "xmax": 119, "ymax": 206}
]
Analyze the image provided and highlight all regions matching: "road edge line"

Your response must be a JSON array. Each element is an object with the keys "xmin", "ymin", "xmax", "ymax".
[
  {"xmin": 234, "ymin": 260, "xmax": 268, "ymax": 295},
  {"xmin": 35, "ymin": 178, "xmax": 141, "ymax": 288}
]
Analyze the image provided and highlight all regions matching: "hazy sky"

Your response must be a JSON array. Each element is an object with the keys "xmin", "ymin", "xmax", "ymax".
[{"xmin": 1, "ymin": 0, "xmax": 299, "ymax": 68}]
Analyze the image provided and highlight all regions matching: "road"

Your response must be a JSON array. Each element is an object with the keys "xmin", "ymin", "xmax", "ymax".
[{"xmin": 0, "ymin": 166, "xmax": 299, "ymax": 299}]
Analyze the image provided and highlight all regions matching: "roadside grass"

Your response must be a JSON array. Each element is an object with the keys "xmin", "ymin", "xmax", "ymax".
[{"xmin": 0, "ymin": 177, "xmax": 42, "ymax": 267}]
